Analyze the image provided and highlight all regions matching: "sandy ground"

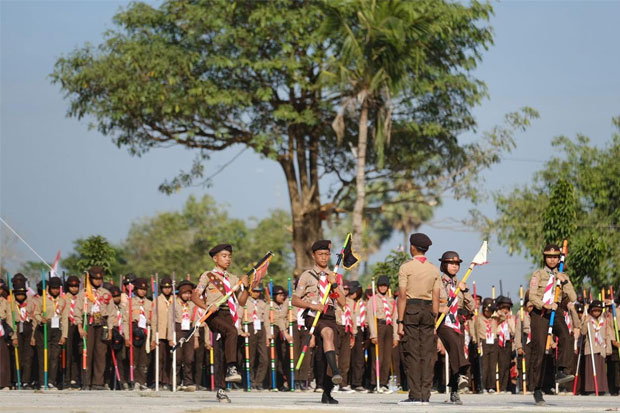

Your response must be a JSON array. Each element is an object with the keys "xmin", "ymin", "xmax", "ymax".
[{"xmin": 1, "ymin": 389, "xmax": 619, "ymax": 413}]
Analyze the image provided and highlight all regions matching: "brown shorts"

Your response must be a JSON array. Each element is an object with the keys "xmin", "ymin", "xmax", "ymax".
[{"xmin": 305, "ymin": 306, "xmax": 339, "ymax": 348}]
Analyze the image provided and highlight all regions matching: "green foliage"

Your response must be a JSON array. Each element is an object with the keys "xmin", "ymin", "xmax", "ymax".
[
  {"xmin": 122, "ymin": 194, "xmax": 293, "ymax": 285},
  {"xmin": 366, "ymin": 249, "xmax": 410, "ymax": 291},
  {"xmin": 62, "ymin": 235, "xmax": 119, "ymax": 279},
  {"xmin": 542, "ymin": 179, "xmax": 577, "ymax": 246},
  {"xmin": 486, "ymin": 117, "xmax": 620, "ymax": 288}
]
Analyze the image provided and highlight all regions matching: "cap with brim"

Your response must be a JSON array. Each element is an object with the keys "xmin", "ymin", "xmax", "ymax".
[
  {"xmin": 209, "ymin": 243, "xmax": 233, "ymax": 257},
  {"xmin": 89, "ymin": 266, "xmax": 104, "ymax": 278},
  {"xmin": 543, "ymin": 244, "xmax": 561, "ymax": 256},
  {"xmin": 48, "ymin": 277, "xmax": 62, "ymax": 289},
  {"xmin": 439, "ymin": 251, "xmax": 463, "ymax": 263},
  {"xmin": 252, "ymin": 284, "xmax": 264, "ymax": 292},
  {"xmin": 66, "ymin": 275, "xmax": 80, "ymax": 287},
  {"xmin": 377, "ymin": 275, "xmax": 390, "ymax": 287},
  {"xmin": 588, "ymin": 300, "xmax": 603, "ymax": 311},
  {"xmin": 109, "ymin": 285, "xmax": 121, "ymax": 297},
  {"xmin": 134, "ymin": 278, "xmax": 148, "ymax": 290},
  {"xmin": 272, "ymin": 285, "xmax": 286, "ymax": 296},
  {"xmin": 159, "ymin": 277, "xmax": 172, "ymax": 288},
  {"xmin": 177, "ymin": 280, "xmax": 195, "ymax": 294}
]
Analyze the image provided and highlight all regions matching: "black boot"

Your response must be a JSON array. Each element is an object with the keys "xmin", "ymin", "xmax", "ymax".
[
  {"xmin": 555, "ymin": 369, "xmax": 574, "ymax": 384},
  {"xmin": 449, "ymin": 392, "xmax": 463, "ymax": 405},
  {"xmin": 321, "ymin": 390, "xmax": 339, "ymax": 404},
  {"xmin": 324, "ymin": 351, "xmax": 342, "ymax": 384},
  {"xmin": 533, "ymin": 389, "xmax": 546, "ymax": 406}
]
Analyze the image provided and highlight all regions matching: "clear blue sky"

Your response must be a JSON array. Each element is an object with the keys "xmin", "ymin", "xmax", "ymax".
[{"xmin": 1, "ymin": 1, "xmax": 619, "ymax": 299}]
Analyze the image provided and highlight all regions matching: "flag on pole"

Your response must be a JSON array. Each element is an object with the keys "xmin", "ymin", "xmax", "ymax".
[
  {"xmin": 250, "ymin": 254, "xmax": 273, "ymax": 290},
  {"xmin": 342, "ymin": 234, "xmax": 360, "ymax": 270},
  {"xmin": 50, "ymin": 250, "xmax": 61, "ymax": 278}
]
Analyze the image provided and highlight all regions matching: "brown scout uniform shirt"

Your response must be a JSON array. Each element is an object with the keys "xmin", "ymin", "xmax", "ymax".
[
  {"xmin": 244, "ymin": 297, "xmax": 271, "ymax": 338},
  {"xmin": 75, "ymin": 286, "xmax": 115, "ymax": 330},
  {"xmin": 475, "ymin": 312, "xmax": 507, "ymax": 342},
  {"xmin": 580, "ymin": 314, "xmax": 613, "ymax": 356},
  {"xmin": 195, "ymin": 268, "xmax": 240, "ymax": 308},
  {"xmin": 0, "ymin": 297, "xmax": 12, "ymax": 338},
  {"xmin": 32, "ymin": 294, "xmax": 68, "ymax": 339},
  {"xmin": 439, "ymin": 274, "xmax": 475, "ymax": 313},
  {"xmin": 124, "ymin": 296, "xmax": 153, "ymax": 338},
  {"xmin": 13, "ymin": 296, "xmax": 37, "ymax": 340},
  {"xmin": 398, "ymin": 257, "xmax": 441, "ymax": 300},
  {"xmin": 167, "ymin": 297, "xmax": 196, "ymax": 340},
  {"xmin": 293, "ymin": 265, "xmax": 336, "ymax": 310},
  {"xmin": 335, "ymin": 297, "xmax": 358, "ymax": 335},
  {"xmin": 272, "ymin": 298, "xmax": 289, "ymax": 333},
  {"xmin": 155, "ymin": 294, "xmax": 173, "ymax": 339},
  {"xmin": 367, "ymin": 293, "xmax": 398, "ymax": 341},
  {"xmin": 529, "ymin": 267, "xmax": 577, "ymax": 311}
]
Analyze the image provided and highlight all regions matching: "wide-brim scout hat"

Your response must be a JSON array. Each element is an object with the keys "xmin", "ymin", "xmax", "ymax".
[
  {"xmin": 134, "ymin": 277, "xmax": 148, "ymax": 290},
  {"xmin": 109, "ymin": 285, "xmax": 121, "ymax": 297},
  {"xmin": 543, "ymin": 244, "xmax": 561, "ymax": 256},
  {"xmin": 123, "ymin": 273, "xmax": 136, "ymax": 286},
  {"xmin": 177, "ymin": 280, "xmax": 195, "ymax": 295},
  {"xmin": 159, "ymin": 277, "xmax": 172, "ymax": 289},
  {"xmin": 12, "ymin": 273, "xmax": 27, "ymax": 284},
  {"xmin": 588, "ymin": 300, "xmax": 603, "ymax": 313},
  {"xmin": 482, "ymin": 297, "xmax": 496, "ymax": 312},
  {"xmin": 252, "ymin": 284, "xmax": 264, "ymax": 292},
  {"xmin": 89, "ymin": 266, "xmax": 105, "ymax": 279},
  {"xmin": 272, "ymin": 285, "xmax": 287, "ymax": 296},
  {"xmin": 377, "ymin": 275, "xmax": 390, "ymax": 287},
  {"xmin": 65, "ymin": 275, "xmax": 80, "ymax": 289},
  {"xmin": 410, "ymin": 233, "xmax": 432, "ymax": 250},
  {"xmin": 496, "ymin": 295, "xmax": 513, "ymax": 308},
  {"xmin": 439, "ymin": 251, "xmax": 463, "ymax": 264},
  {"xmin": 48, "ymin": 277, "xmax": 62, "ymax": 289},
  {"xmin": 312, "ymin": 240, "xmax": 331, "ymax": 252},
  {"xmin": 12, "ymin": 279, "xmax": 27, "ymax": 294},
  {"xmin": 209, "ymin": 243, "xmax": 232, "ymax": 257}
]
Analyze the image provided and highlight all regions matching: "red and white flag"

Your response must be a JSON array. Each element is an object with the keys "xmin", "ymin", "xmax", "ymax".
[{"xmin": 50, "ymin": 250, "xmax": 61, "ymax": 278}]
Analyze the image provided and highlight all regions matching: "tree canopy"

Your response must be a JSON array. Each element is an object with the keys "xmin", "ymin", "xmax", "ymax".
[{"xmin": 484, "ymin": 117, "xmax": 620, "ymax": 288}]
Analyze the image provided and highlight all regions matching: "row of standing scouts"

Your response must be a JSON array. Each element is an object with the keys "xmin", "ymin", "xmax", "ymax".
[{"xmin": 0, "ymin": 239, "xmax": 619, "ymax": 406}]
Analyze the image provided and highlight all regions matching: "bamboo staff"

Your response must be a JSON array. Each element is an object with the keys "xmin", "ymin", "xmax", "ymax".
[
  {"xmin": 519, "ymin": 284, "xmax": 527, "ymax": 394},
  {"xmin": 585, "ymin": 316, "xmax": 599, "ymax": 396},
  {"xmin": 492, "ymin": 285, "xmax": 499, "ymax": 394},
  {"xmin": 545, "ymin": 240, "xmax": 568, "ymax": 354},
  {"xmin": 268, "ymin": 279, "xmax": 277, "ymax": 391},
  {"xmin": 371, "ymin": 277, "xmax": 381, "ymax": 393},
  {"xmin": 154, "ymin": 273, "xmax": 159, "ymax": 392},
  {"xmin": 81, "ymin": 272, "xmax": 88, "ymax": 390},
  {"xmin": 287, "ymin": 277, "xmax": 295, "ymax": 391},
  {"xmin": 243, "ymin": 305, "xmax": 251, "ymax": 391},
  {"xmin": 171, "ymin": 271, "xmax": 177, "ymax": 392},
  {"xmin": 572, "ymin": 334, "xmax": 583, "ymax": 395},
  {"xmin": 7, "ymin": 274, "xmax": 22, "ymax": 389},
  {"xmin": 42, "ymin": 270, "xmax": 48, "ymax": 389},
  {"xmin": 209, "ymin": 330, "xmax": 215, "ymax": 390}
]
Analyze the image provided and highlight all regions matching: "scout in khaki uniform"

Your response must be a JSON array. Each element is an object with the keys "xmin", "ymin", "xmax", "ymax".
[
  {"xmin": 107, "ymin": 285, "xmax": 128, "ymax": 389},
  {"xmin": 268, "ymin": 284, "xmax": 291, "ymax": 391},
  {"xmin": 334, "ymin": 281, "xmax": 356, "ymax": 393},
  {"xmin": 242, "ymin": 284, "xmax": 270, "ymax": 390},
  {"xmin": 169, "ymin": 280, "xmax": 198, "ymax": 391},
  {"xmin": 475, "ymin": 297, "xmax": 503, "ymax": 393},
  {"xmin": 11, "ymin": 276, "xmax": 36, "ymax": 389},
  {"xmin": 292, "ymin": 275, "xmax": 312, "ymax": 392},
  {"xmin": 0, "ymin": 292, "xmax": 12, "ymax": 389},
  {"xmin": 397, "ymin": 233, "xmax": 441, "ymax": 406},
  {"xmin": 528, "ymin": 244, "xmax": 577, "ymax": 405},
  {"xmin": 580, "ymin": 300, "xmax": 613, "ymax": 393},
  {"xmin": 495, "ymin": 296, "xmax": 515, "ymax": 393},
  {"xmin": 347, "ymin": 281, "xmax": 368, "ymax": 393},
  {"xmin": 367, "ymin": 275, "xmax": 398, "ymax": 394},
  {"xmin": 64, "ymin": 276, "xmax": 82, "ymax": 388},
  {"xmin": 436, "ymin": 251, "xmax": 475, "ymax": 404},
  {"xmin": 126, "ymin": 277, "xmax": 154, "ymax": 390},
  {"xmin": 75, "ymin": 266, "xmax": 115, "ymax": 390},
  {"xmin": 33, "ymin": 277, "xmax": 67, "ymax": 389},
  {"xmin": 155, "ymin": 277, "xmax": 173, "ymax": 389},
  {"xmin": 292, "ymin": 240, "xmax": 347, "ymax": 405},
  {"xmin": 192, "ymin": 243, "xmax": 251, "ymax": 403}
]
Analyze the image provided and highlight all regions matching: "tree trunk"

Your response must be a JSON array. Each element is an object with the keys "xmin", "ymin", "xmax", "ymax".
[
  {"xmin": 350, "ymin": 98, "xmax": 369, "ymax": 280},
  {"xmin": 279, "ymin": 128, "xmax": 324, "ymax": 276}
]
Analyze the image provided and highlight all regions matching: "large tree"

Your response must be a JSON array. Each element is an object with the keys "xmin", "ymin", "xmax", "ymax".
[
  {"xmin": 51, "ymin": 0, "xmax": 519, "ymax": 274},
  {"xmin": 481, "ymin": 118, "xmax": 620, "ymax": 288}
]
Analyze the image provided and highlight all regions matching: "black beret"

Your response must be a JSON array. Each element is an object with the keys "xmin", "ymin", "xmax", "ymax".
[
  {"xmin": 109, "ymin": 285, "xmax": 121, "ymax": 297},
  {"xmin": 439, "ymin": 251, "xmax": 463, "ymax": 263},
  {"xmin": 65, "ymin": 275, "xmax": 80, "ymax": 287},
  {"xmin": 48, "ymin": 277, "xmax": 62, "ymax": 289},
  {"xmin": 272, "ymin": 285, "xmax": 287, "ymax": 296},
  {"xmin": 377, "ymin": 275, "xmax": 390, "ymax": 287},
  {"xmin": 177, "ymin": 280, "xmax": 195, "ymax": 294},
  {"xmin": 311, "ymin": 240, "xmax": 331, "ymax": 252},
  {"xmin": 543, "ymin": 244, "xmax": 561, "ymax": 256},
  {"xmin": 410, "ymin": 233, "xmax": 432, "ymax": 249},
  {"xmin": 209, "ymin": 243, "xmax": 233, "ymax": 257},
  {"xmin": 496, "ymin": 295, "xmax": 513, "ymax": 307},
  {"xmin": 159, "ymin": 277, "xmax": 172, "ymax": 288},
  {"xmin": 134, "ymin": 278, "xmax": 148, "ymax": 290},
  {"xmin": 89, "ymin": 266, "xmax": 105, "ymax": 278}
]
